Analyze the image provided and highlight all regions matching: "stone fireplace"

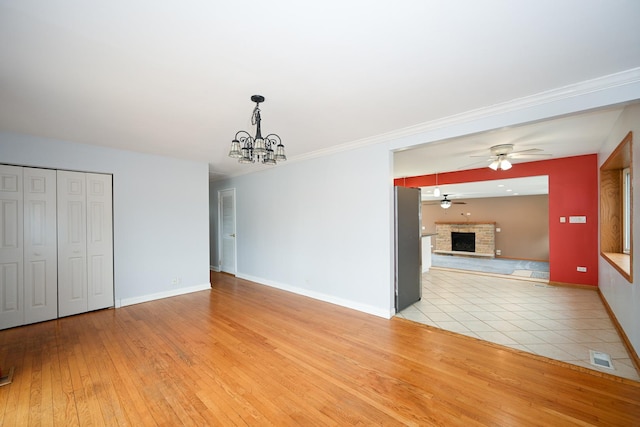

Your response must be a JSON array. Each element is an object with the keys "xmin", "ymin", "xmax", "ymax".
[{"xmin": 434, "ymin": 222, "xmax": 496, "ymax": 257}]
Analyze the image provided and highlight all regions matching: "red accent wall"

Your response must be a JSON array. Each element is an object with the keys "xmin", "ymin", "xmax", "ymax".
[{"xmin": 396, "ymin": 155, "xmax": 599, "ymax": 286}]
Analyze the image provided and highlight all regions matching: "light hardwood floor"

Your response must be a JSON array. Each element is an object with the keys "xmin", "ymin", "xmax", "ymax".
[{"xmin": 0, "ymin": 271, "xmax": 639, "ymax": 426}]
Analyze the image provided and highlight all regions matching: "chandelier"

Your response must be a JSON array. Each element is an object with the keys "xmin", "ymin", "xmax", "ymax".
[{"xmin": 228, "ymin": 95, "xmax": 286, "ymax": 165}]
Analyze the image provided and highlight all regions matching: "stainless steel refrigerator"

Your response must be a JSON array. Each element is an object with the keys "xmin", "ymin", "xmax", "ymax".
[{"xmin": 394, "ymin": 186, "xmax": 422, "ymax": 312}]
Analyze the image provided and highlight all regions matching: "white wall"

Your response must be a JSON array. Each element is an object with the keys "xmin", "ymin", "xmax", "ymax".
[
  {"xmin": 210, "ymin": 143, "xmax": 395, "ymax": 317},
  {"xmin": 598, "ymin": 103, "xmax": 640, "ymax": 356},
  {"xmin": 1, "ymin": 132, "xmax": 211, "ymax": 306}
]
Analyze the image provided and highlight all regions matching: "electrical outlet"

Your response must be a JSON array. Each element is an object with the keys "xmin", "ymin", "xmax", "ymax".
[
  {"xmin": 496, "ymin": 249, "xmax": 501, "ymax": 256},
  {"xmin": 171, "ymin": 277, "xmax": 179, "ymax": 285},
  {"xmin": 577, "ymin": 266, "xmax": 587, "ymax": 272}
]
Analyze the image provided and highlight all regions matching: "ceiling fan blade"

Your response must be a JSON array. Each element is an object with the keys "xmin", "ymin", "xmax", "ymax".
[
  {"xmin": 510, "ymin": 152, "xmax": 552, "ymax": 158},
  {"xmin": 457, "ymin": 159, "xmax": 491, "ymax": 170},
  {"xmin": 423, "ymin": 192, "xmax": 466, "ymax": 206},
  {"xmin": 509, "ymin": 148, "xmax": 543, "ymax": 155}
]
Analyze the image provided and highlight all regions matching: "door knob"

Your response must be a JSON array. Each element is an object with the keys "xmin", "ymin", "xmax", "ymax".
[{"xmin": 231, "ymin": 234, "xmax": 236, "ymax": 237}]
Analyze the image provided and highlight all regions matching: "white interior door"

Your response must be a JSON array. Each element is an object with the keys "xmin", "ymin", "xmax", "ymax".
[
  {"xmin": 0, "ymin": 165, "xmax": 24, "ymax": 329},
  {"xmin": 86, "ymin": 173, "xmax": 113, "ymax": 311},
  {"xmin": 23, "ymin": 167, "xmax": 58, "ymax": 324},
  {"xmin": 219, "ymin": 189, "xmax": 236, "ymax": 275},
  {"xmin": 57, "ymin": 170, "xmax": 88, "ymax": 317}
]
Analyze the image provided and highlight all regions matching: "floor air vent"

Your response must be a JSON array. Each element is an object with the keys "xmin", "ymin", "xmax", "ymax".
[{"xmin": 589, "ymin": 350, "xmax": 614, "ymax": 370}]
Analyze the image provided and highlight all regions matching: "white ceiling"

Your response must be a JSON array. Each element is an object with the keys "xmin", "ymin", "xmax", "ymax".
[{"xmin": 1, "ymin": 1, "xmax": 640, "ymax": 180}]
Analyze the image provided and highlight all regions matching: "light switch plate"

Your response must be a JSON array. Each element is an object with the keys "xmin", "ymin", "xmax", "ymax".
[{"xmin": 569, "ymin": 216, "xmax": 587, "ymax": 223}]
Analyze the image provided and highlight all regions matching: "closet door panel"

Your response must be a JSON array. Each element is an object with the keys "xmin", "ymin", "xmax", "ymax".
[
  {"xmin": 0, "ymin": 165, "xmax": 24, "ymax": 329},
  {"xmin": 57, "ymin": 171, "xmax": 88, "ymax": 317},
  {"xmin": 24, "ymin": 168, "xmax": 57, "ymax": 324},
  {"xmin": 86, "ymin": 173, "xmax": 113, "ymax": 311}
]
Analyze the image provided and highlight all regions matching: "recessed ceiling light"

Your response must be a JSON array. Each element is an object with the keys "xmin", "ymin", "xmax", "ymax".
[
  {"xmin": 506, "ymin": 189, "xmax": 513, "ymax": 192},
  {"xmin": 498, "ymin": 184, "xmax": 505, "ymax": 187}
]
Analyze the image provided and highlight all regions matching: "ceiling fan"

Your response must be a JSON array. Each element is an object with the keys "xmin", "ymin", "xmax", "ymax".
[
  {"xmin": 424, "ymin": 194, "xmax": 467, "ymax": 209},
  {"xmin": 472, "ymin": 144, "xmax": 551, "ymax": 170}
]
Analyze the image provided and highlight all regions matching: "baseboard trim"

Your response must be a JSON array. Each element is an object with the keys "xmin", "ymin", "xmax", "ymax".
[
  {"xmin": 548, "ymin": 281, "xmax": 598, "ymax": 290},
  {"xmin": 496, "ymin": 256, "xmax": 549, "ymax": 263},
  {"xmin": 597, "ymin": 289, "xmax": 640, "ymax": 374},
  {"xmin": 117, "ymin": 283, "xmax": 211, "ymax": 308},
  {"xmin": 210, "ymin": 265, "xmax": 221, "ymax": 272},
  {"xmin": 236, "ymin": 273, "xmax": 394, "ymax": 319}
]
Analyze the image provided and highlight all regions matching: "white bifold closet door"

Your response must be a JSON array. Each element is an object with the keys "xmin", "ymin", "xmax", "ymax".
[
  {"xmin": 0, "ymin": 165, "xmax": 25, "ymax": 329},
  {"xmin": 24, "ymin": 167, "xmax": 58, "ymax": 324},
  {"xmin": 0, "ymin": 165, "xmax": 58, "ymax": 329},
  {"xmin": 57, "ymin": 171, "xmax": 113, "ymax": 317},
  {"xmin": 86, "ymin": 173, "xmax": 114, "ymax": 311}
]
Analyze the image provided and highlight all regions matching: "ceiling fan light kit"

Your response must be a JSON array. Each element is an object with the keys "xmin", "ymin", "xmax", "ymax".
[
  {"xmin": 440, "ymin": 194, "xmax": 454, "ymax": 209},
  {"xmin": 229, "ymin": 95, "xmax": 287, "ymax": 165},
  {"xmin": 489, "ymin": 156, "xmax": 512, "ymax": 171},
  {"xmin": 481, "ymin": 143, "xmax": 546, "ymax": 171}
]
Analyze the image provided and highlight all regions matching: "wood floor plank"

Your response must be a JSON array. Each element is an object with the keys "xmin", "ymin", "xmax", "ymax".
[
  {"xmin": 28, "ymin": 346, "xmax": 43, "ymax": 425},
  {"xmin": 5, "ymin": 334, "xmax": 32, "ymax": 426},
  {"xmin": 38, "ymin": 334, "xmax": 55, "ymax": 427},
  {"xmin": 0, "ymin": 271, "xmax": 639, "ymax": 426},
  {"xmin": 48, "ymin": 327, "xmax": 79, "ymax": 427},
  {"xmin": 100, "ymin": 328, "xmax": 162, "ymax": 425}
]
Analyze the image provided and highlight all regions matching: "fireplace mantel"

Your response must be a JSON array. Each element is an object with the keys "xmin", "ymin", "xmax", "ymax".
[{"xmin": 434, "ymin": 222, "xmax": 496, "ymax": 257}]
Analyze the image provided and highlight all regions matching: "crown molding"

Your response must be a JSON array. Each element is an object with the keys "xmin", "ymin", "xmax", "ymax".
[{"xmin": 288, "ymin": 67, "xmax": 640, "ymax": 164}]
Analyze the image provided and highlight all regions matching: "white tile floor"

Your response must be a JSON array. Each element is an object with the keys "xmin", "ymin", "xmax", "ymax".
[{"xmin": 397, "ymin": 268, "xmax": 640, "ymax": 381}]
